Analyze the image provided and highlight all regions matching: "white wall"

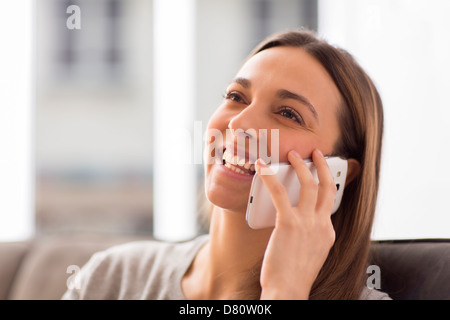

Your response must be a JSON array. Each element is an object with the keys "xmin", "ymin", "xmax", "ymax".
[{"xmin": 319, "ymin": 0, "xmax": 450, "ymax": 239}]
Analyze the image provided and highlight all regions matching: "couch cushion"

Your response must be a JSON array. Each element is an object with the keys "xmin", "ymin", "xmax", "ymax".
[
  {"xmin": 370, "ymin": 239, "xmax": 450, "ymax": 300},
  {"xmin": 8, "ymin": 235, "xmax": 149, "ymax": 300},
  {"xmin": 0, "ymin": 241, "xmax": 30, "ymax": 299}
]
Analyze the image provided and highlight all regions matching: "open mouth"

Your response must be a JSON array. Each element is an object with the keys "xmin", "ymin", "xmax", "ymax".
[{"xmin": 221, "ymin": 148, "xmax": 256, "ymax": 176}]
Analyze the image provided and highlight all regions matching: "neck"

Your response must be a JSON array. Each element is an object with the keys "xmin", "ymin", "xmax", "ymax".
[
  {"xmin": 187, "ymin": 206, "xmax": 273, "ymax": 299},
  {"xmin": 209, "ymin": 206, "xmax": 272, "ymax": 269}
]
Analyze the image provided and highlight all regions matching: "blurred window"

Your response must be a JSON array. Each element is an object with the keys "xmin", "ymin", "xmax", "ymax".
[{"xmin": 36, "ymin": 0, "xmax": 317, "ymax": 238}]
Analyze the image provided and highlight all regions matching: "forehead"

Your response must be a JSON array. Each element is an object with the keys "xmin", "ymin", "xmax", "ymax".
[{"xmin": 236, "ymin": 46, "xmax": 342, "ymax": 112}]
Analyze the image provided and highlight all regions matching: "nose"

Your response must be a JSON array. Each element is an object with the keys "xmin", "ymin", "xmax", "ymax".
[
  {"xmin": 227, "ymin": 105, "xmax": 260, "ymax": 140},
  {"xmin": 226, "ymin": 105, "xmax": 262, "ymax": 161},
  {"xmin": 227, "ymin": 103, "xmax": 278, "ymax": 164}
]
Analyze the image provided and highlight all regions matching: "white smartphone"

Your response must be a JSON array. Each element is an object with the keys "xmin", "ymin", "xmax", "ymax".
[{"xmin": 245, "ymin": 157, "xmax": 348, "ymax": 229}]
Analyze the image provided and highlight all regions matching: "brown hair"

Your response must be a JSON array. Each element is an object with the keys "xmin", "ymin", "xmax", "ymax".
[{"xmin": 244, "ymin": 30, "xmax": 384, "ymax": 299}]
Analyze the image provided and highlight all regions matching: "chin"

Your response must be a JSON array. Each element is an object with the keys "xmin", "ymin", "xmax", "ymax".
[{"xmin": 205, "ymin": 180, "xmax": 250, "ymax": 214}]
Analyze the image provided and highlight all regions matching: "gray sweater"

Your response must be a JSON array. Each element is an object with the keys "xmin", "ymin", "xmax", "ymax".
[{"xmin": 62, "ymin": 235, "xmax": 391, "ymax": 300}]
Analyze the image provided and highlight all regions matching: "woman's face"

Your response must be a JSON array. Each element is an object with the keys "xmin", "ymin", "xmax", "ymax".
[{"xmin": 205, "ymin": 46, "xmax": 342, "ymax": 213}]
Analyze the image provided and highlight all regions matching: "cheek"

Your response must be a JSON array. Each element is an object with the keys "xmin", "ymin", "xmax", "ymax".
[
  {"xmin": 206, "ymin": 105, "xmax": 231, "ymax": 131},
  {"xmin": 204, "ymin": 108, "xmax": 228, "ymax": 171},
  {"xmin": 275, "ymin": 134, "xmax": 317, "ymax": 162},
  {"xmin": 206, "ymin": 114, "xmax": 220, "ymax": 131}
]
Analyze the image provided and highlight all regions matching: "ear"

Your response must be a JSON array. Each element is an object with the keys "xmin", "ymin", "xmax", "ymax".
[{"xmin": 345, "ymin": 158, "xmax": 361, "ymax": 187}]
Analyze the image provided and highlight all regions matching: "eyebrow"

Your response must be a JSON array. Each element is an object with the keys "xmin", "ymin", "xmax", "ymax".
[
  {"xmin": 230, "ymin": 77, "xmax": 319, "ymax": 121},
  {"xmin": 231, "ymin": 77, "xmax": 251, "ymax": 89},
  {"xmin": 277, "ymin": 89, "xmax": 319, "ymax": 121}
]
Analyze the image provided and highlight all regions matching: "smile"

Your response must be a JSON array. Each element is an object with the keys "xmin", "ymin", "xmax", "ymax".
[{"xmin": 222, "ymin": 149, "xmax": 256, "ymax": 176}]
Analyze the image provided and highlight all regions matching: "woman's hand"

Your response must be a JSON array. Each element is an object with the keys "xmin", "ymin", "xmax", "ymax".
[{"xmin": 258, "ymin": 149, "xmax": 337, "ymax": 299}]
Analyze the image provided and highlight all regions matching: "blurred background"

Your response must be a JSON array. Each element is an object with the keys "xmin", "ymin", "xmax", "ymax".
[{"xmin": 1, "ymin": 0, "xmax": 450, "ymax": 242}]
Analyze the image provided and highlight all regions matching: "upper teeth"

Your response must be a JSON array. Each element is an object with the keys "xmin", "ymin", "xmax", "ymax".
[{"xmin": 223, "ymin": 149, "xmax": 255, "ymax": 173}]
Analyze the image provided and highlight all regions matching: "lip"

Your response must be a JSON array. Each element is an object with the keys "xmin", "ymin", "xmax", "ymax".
[
  {"xmin": 217, "ymin": 146, "xmax": 256, "ymax": 181},
  {"xmin": 214, "ymin": 161, "xmax": 256, "ymax": 182}
]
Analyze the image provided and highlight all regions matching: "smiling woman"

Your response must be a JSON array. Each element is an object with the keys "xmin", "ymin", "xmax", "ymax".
[{"xmin": 62, "ymin": 30, "xmax": 389, "ymax": 300}]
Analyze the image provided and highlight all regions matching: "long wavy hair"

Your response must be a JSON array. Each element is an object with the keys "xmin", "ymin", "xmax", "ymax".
[{"xmin": 242, "ymin": 30, "xmax": 384, "ymax": 300}]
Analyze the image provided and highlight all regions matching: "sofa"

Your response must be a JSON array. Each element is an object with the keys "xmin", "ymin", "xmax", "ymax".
[{"xmin": 1, "ymin": 235, "xmax": 449, "ymax": 300}]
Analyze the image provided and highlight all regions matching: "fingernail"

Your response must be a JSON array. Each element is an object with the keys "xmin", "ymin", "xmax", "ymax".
[
  {"xmin": 256, "ymin": 158, "xmax": 274, "ymax": 176},
  {"xmin": 316, "ymin": 149, "xmax": 324, "ymax": 157},
  {"xmin": 256, "ymin": 158, "xmax": 267, "ymax": 166},
  {"xmin": 290, "ymin": 150, "xmax": 300, "ymax": 158}
]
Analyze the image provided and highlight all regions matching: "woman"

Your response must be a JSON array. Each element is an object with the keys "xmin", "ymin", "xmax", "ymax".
[{"xmin": 63, "ymin": 30, "xmax": 389, "ymax": 300}]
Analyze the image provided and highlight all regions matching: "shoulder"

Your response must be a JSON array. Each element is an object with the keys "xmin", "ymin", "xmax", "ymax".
[
  {"xmin": 62, "ymin": 235, "xmax": 209, "ymax": 300},
  {"xmin": 359, "ymin": 286, "xmax": 392, "ymax": 300}
]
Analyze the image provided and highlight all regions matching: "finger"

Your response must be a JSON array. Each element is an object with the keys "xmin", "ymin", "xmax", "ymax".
[
  {"xmin": 287, "ymin": 150, "xmax": 318, "ymax": 213},
  {"xmin": 255, "ymin": 159, "xmax": 293, "ymax": 218},
  {"xmin": 312, "ymin": 149, "xmax": 337, "ymax": 215}
]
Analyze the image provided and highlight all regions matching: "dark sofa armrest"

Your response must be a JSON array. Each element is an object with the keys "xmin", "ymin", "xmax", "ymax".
[{"xmin": 370, "ymin": 239, "xmax": 450, "ymax": 300}]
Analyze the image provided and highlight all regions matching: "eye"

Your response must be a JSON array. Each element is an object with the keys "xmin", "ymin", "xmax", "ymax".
[
  {"xmin": 278, "ymin": 106, "xmax": 305, "ymax": 125},
  {"xmin": 224, "ymin": 91, "xmax": 245, "ymax": 104}
]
